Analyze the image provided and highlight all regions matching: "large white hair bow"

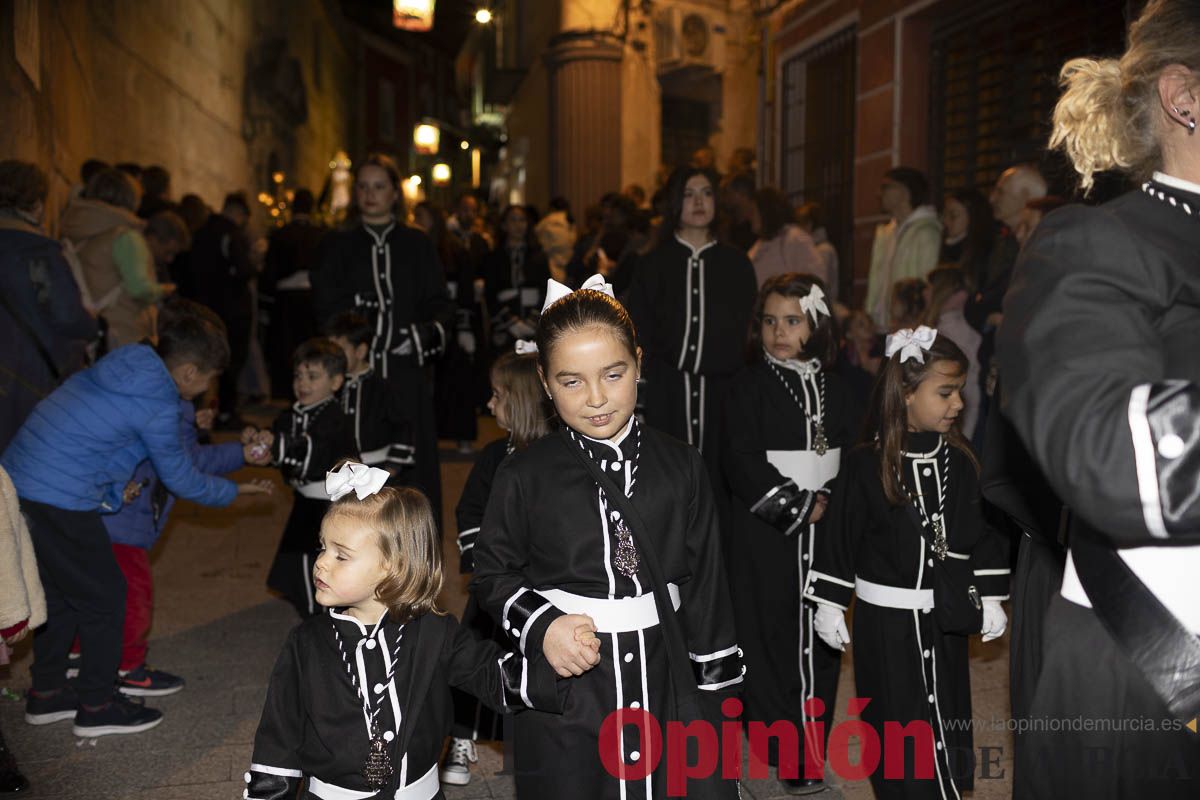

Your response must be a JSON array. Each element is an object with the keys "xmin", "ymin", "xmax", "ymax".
[
  {"xmin": 540, "ymin": 274, "xmax": 616, "ymax": 314},
  {"xmin": 326, "ymin": 461, "xmax": 390, "ymax": 502},
  {"xmin": 885, "ymin": 326, "xmax": 938, "ymax": 364},
  {"xmin": 799, "ymin": 284, "xmax": 830, "ymax": 321}
]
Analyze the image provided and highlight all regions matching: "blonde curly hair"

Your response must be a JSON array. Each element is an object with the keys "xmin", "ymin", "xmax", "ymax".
[{"xmin": 1050, "ymin": 0, "xmax": 1200, "ymax": 192}]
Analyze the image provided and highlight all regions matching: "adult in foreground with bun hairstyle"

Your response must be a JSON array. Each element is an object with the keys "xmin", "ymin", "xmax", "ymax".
[{"xmin": 998, "ymin": 1, "xmax": 1200, "ymax": 796}]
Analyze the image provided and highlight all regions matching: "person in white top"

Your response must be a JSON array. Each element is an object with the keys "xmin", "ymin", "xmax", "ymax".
[
  {"xmin": 795, "ymin": 201, "xmax": 839, "ymax": 302},
  {"xmin": 998, "ymin": 2, "xmax": 1200, "ymax": 796}
]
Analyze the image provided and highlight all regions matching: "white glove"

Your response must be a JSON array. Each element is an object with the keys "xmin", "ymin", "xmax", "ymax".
[
  {"xmin": 813, "ymin": 604, "xmax": 850, "ymax": 651},
  {"xmin": 981, "ymin": 600, "xmax": 1007, "ymax": 642},
  {"xmin": 457, "ymin": 330, "xmax": 476, "ymax": 355}
]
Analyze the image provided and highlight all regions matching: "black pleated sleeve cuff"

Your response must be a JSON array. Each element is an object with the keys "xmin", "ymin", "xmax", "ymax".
[
  {"xmin": 1132, "ymin": 381, "xmax": 1200, "ymax": 541},
  {"xmin": 502, "ymin": 588, "xmax": 565, "ymax": 656},
  {"xmin": 750, "ymin": 480, "xmax": 815, "ymax": 535},
  {"xmin": 688, "ymin": 645, "xmax": 746, "ymax": 692},
  {"xmin": 245, "ymin": 766, "xmax": 302, "ymax": 800},
  {"xmin": 804, "ymin": 569, "xmax": 854, "ymax": 610}
]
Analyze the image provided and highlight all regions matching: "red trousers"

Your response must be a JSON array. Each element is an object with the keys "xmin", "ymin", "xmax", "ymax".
[{"xmin": 71, "ymin": 543, "xmax": 152, "ymax": 671}]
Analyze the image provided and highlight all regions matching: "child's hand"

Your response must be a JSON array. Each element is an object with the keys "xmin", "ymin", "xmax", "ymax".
[
  {"xmin": 254, "ymin": 430, "xmax": 275, "ymax": 448},
  {"xmin": 237, "ymin": 479, "xmax": 274, "ymax": 496},
  {"xmin": 122, "ymin": 480, "xmax": 144, "ymax": 503},
  {"xmin": 195, "ymin": 408, "xmax": 215, "ymax": 430},
  {"xmin": 809, "ymin": 493, "xmax": 829, "ymax": 524},
  {"xmin": 544, "ymin": 614, "xmax": 602, "ymax": 677},
  {"xmin": 244, "ymin": 441, "xmax": 272, "ymax": 465}
]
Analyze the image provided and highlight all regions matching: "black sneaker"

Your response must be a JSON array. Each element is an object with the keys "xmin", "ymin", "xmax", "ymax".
[
  {"xmin": 0, "ymin": 765, "xmax": 29, "ymax": 794},
  {"xmin": 24, "ymin": 687, "xmax": 77, "ymax": 726},
  {"xmin": 73, "ymin": 694, "xmax": 163, "ymax": 737},
  {"xmin": 118, "ymin": 665, "xmax": 185, "ymax": 697}
]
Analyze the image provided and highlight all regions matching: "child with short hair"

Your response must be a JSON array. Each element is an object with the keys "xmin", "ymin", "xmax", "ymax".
[
  {"xmin": 443, "ymin": 347, "xmax": 553, "ymax": 785},
  {"xmin": 806, "ymin": 327, "xmax": 1010, "ymax": 798},
  {"xmin": 3, "ymin": 313, "xmax": 270, "ymax": 737},
  {"xmin": 245, "ymin": 464, "xmax": 566, "ymax": 800},
  {"xmin": 265, "ymin": 337, "xmax": 357, "ymax": 618},
  {"xmin": 324, "ymin": 312, "xmax": 416, "ymax": 477}
]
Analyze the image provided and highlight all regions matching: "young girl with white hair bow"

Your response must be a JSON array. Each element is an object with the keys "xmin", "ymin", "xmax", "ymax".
[
  {"xmin": 246, "ymin": 461, "xmax": 566, "ymax": 800},
  {"xmin": 805, "ymin": 326, "xmax": 1010, "ymax": 800}
]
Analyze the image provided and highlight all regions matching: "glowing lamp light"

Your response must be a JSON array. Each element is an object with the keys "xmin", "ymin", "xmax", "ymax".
[
  {"xmin": 393, "ymin": 0, "xmax": 436, "ymax": 32},
  {"xmin": 432, "ymin": 163, "xmax": 451, "ymax": 185},
  {"xmin": 460, "ymin": 140, "xmax": 470, "ymax": 151},
  {"xmin": 413, "ymin": 124, "xmax": 440, "ymax": 155},
  {"xmin": 272, "ymin": 171, "xmax": 285, "ymax": 184},
  {"xmin": 409, "ymin": 175, "xmax": 423, "ymax": 187},
  {"xmin": 475, "ymin": 8, "xmax": 493, "ymax": 24}
]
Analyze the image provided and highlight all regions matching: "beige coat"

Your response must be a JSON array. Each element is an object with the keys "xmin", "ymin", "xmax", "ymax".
[{"xmin": 0, "ymin": 467, "xmax": 46, "ymax": 634}]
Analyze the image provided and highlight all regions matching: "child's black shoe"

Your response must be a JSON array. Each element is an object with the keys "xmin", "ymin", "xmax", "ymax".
[
  {"xmin": 72, "ymin": 694, "xmax": 163, "ymax": 737},
  {"xmin": 23, "ymin": 687, "xmax": 77, "ymax": 725},
  {"xmin": 118, "ymin": 664, "xmax": 185, "ymax": 697}
]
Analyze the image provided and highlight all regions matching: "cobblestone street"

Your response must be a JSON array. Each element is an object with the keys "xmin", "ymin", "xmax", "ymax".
[{"xmin": 1, "ymin": 420, "xmax": 1015, "ymax": 799}]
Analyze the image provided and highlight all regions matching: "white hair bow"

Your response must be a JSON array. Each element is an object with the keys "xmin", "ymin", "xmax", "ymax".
[
  {"xmin": 799, "ymin": 284, "xmax": 830, "ymax": 321},
  {"xmin": 540, "ymin": 274, "xmax": 616, "ymax": 314},
  {"xmin": 514, "ymin": 339, "xmax": 539, "ymax": 355},
  {"xmin": 885, "ymin": 326, "xmax": 938, "ymax": 364},
  {"xmin": 325, "ymin": 461, "xmax": 390, "ymax": 502}
]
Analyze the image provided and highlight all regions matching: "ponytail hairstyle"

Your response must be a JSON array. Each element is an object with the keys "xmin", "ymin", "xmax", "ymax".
[
  {"xmin": 861, "ymin": 334, "xmax": 979, "ymax": 506},
  {"xmin": 535, "ymin": 289, "xmax": 639, "ymax": 376},
  {"xmin": 491, "ymin": 350, "xmax": 554, "ymax": 449},
  {"xmin": 323, "ymin": 483, "xmax": 444, "ymax": 624},
  {"xmin": 749, "ymin": 272, "xmax": 838, "ymax": 366},
  {"xmin": 1051, "ymin": 0, "xmax": 1200, "ymax": 192}
]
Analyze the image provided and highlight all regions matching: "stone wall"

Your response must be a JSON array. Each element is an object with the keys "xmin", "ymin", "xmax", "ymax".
[{"xmin": 1, "ymin": 0, "xmax": 356, "ymax": 229}]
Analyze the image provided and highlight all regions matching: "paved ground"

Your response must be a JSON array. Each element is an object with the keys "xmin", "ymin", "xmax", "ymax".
[{"xmin": 1, "ymin": 416, "xmax": 1015, "ymax": 799}]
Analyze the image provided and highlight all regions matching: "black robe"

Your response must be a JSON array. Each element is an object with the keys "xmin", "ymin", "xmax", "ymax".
[
  {"xmin": 449, "ymin": 436, "xmax": 513, "ymax": 742},
  {"xmin": 312, "ymin": 221, "xmax": 454, "ymax": 525},
  {"xmin": 339, "ymin": 367, "xmax": 415, "ymax": 478},
  {"xmin": 435, "ymin": 238, "xmax": 483, "ymax": 443},
  {"xmin": 806, "ymin": 433, "xmax": 1010, "ymax": 799},
  {"xmin": 481, "ymin": 244, "xmax": 550, "ymax": 350},
  {"xmin": 471, "ymin": 421, "xmax": 744, "ymax": 799},
  {"xmin": 260, "ymin": 217, "xmax": 327, "ymax": 399},
  {"xmin": 244, "ymin": 608, "xmax": 563, "ymax": 800},
  {"xmin": 997, "ymin": 180, "xmax": 1200, "ymax": 799},
  {"xmin": 268, "ymin": 397, "xmax": 357, "ymax": 617},
  {"xmin": 624, "ymin": 237, "xmax": 758, "ymax": 471},
  {"xmin": 721, "ymin": 356, "xmax": 852, "ymax": 774}
]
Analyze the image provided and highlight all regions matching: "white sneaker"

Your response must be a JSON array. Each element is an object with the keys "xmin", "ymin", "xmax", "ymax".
[{"xmin": 439, "ymin": 737, "xmax": 477, "ymax": 786}]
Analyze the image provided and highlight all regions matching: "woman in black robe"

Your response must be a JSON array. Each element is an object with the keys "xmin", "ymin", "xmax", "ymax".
[
  {"xmin": 625, "ymin": 166, "xmax": 758, "ymax": 479},
  {"xmin": 312, "ymin": 155, "xmax": 454, "ymax": 524}
]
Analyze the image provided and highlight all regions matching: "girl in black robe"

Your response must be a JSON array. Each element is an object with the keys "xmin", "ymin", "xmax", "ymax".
[
  {"xmin": 443, "ymin": 349, "xmax": 553, "ymax": 784},
  {"xmin": 482, "ymin": 205, "xmax": 550, "ymax": 352},
  {"xmin": 625, "ymin": 166, "xmax": 758, "ymax": 479},
  {"xmin": 472, "ymin": 282, "xmax": 745, "ymax": 799},
  {"xmin": 721, "ymin": 273, "xmax": 849, "ymax": 792},
  {"xmin": 806, "ymin": 330, "xmax": 1009, "ymax": 800},
  {"xmin": 311, "ymin": 155, "xmax": 454, "ymax": 526},
  {"xmin": 246, "ymin": 470, "xmax": 563, "ymax": 800}
]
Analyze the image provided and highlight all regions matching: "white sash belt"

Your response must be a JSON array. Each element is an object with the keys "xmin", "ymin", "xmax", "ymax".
[
  {"xmin": 360, "ymin": 446, "xmax": 390, "ymax": 465},
  {"xmin": 537, "ymin": 584, "xmax": 681, "ymax": 633},
  {"xmin": 308, "ymin": 763, "xmax": 438, "ymax": 800},
  {"xmin": 855, "ymin": 576, "xmax": 934, "ymax": 610},
  {"xmin": 296, "ymin": 481, "xmax": 331, "ymax": 500}
]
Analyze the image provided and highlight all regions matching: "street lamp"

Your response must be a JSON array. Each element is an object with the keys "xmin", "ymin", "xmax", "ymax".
[
  {"xmin": 432, "ymin": 163, "xmax": 451, "ymax": 185},
  {"xmin": 475, "ymin": 8, "xmax": 493, "ymax": 24},
  {"xmin": 414, "ymin": 124, "xmax": 440, "ymax": 154},
  {"xmin": 393, "ymin": 0, "xmax": 436, "ymax": 31}
]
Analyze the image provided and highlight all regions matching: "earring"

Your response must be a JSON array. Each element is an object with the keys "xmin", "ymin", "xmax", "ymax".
[{"xmin": 1174, "ymin": 106, "xmax": 1196, "ymax": 133}]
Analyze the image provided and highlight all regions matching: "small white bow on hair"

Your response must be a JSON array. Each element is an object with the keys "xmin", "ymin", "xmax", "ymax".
[
  {"xmin": 515, "ymin": 339, "xmax": 539, "ymax": 355},
  {"xmin": 885, "ymin": 326, "xmax": 938, "ymax": 364},
  {"xmin": 799, "ymin": 284, "xmax": 830, "ymax": 321},
  {"xmin": 540, "ymin": 274, "xmax": 616, "ymax": 314},
  {"xmin": 325, "ymin": 461, "xmax": 390, "ymax": 502}
]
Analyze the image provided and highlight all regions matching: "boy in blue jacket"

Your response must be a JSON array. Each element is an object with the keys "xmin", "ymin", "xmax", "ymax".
[
  {"xmin": 97, "ymin": 401, "xmax": 260, "ymax": 698},
  {"xmin": 2, "ymin": 309, "xmax": 272, "ymax": 738}
]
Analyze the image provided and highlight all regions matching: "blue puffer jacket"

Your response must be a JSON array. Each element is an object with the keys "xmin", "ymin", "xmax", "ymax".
[
  {"xmin": 104, "ymin": 401, "xmax": 244, "ymax": 548},
  {"xmin": 1, "ymin": 344, "xmax": 238, "ymax": 512}
]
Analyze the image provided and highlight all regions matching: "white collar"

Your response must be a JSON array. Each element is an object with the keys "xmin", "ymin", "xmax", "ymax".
[
  {"xmin": 763, "ymin": 347, "xmax": 821, "ymax": 376},
  {"xmin": 1152, "ymin": 171, "xmax": 1200, "ymax": 197},
  {"xmin": 344, "ymin": 365, "xmax": 374, "ymax": 386},
  {"xmin": 328, "ymin": 607, "xmax": 387, "ymax": 636},
  {"xmin": 577, "ymin": 414, "xmax": 635, "ymax": 459},
  {"xmin": 294, "ymin": 395, "xmax": 335, "ymax": 414},
  {"xmin": 674, "ymin": 232, "xmax": 717, "ymax": 258},
  {"xmin": 902, "ymin": 434, "xmax": 945, "ymax": 459}
]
